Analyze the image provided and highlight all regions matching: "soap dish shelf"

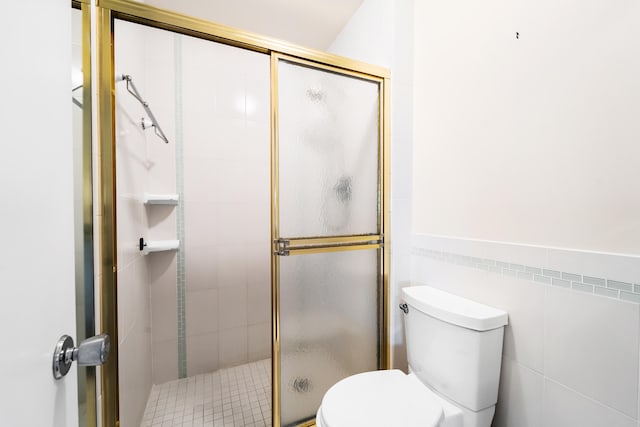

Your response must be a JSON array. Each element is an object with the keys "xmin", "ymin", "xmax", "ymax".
[
  {"xmin": 139, "ymin": 238, "xmax": 179, "ymax": 255},
  {"xmin": 143, "ymin": 193, "xmax": 179, "ymax": 205}
]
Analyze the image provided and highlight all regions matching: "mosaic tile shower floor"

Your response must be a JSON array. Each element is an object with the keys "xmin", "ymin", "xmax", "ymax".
[{"xmin": 141, "ymin": 359, "xmax": 272, "ymax": 427}]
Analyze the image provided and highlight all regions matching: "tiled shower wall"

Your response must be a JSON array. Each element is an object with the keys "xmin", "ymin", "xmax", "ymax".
[
  {"xmin": 115, "ymin": 20, "xmax": 176, "ymax": 427},
  {"xmin": 141, "ymin": 25, "xmax": 179, "ymax": 388},
  {"xmin": 115, "ymin": 20, "xmax": 271, "ymax": 427},
  {"xmin": 180, "ymin": 35, "xmax": 271, "ymax": 377}
]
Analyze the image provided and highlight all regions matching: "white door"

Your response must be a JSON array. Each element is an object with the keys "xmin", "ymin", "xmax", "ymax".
[{"xmin": 0, "ymin": 1, "xmax": 79, "ymax": 426}]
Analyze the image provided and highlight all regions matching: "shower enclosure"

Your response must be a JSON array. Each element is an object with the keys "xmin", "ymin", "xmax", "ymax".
[
  {"xmin": 95, "ymin": 2, "xmax": 390, "ymax": 426},
  {"xmin": 114, "ymin": 19, "xmax": 271, "ymax": 426}
]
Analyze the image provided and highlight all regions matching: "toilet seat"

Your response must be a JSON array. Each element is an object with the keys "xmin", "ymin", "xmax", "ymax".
[{"xmin": 317, "ymin": 370, "xmax": 444, "ymax": 427}]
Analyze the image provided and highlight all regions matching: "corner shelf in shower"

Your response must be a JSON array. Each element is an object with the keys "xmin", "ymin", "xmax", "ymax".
[
  {"xmin": 143, "ymin": 193, "xmax": 179, "ymax": 205},
  {"xmin": 139, "ymin": 238, "xmax": 180, "ymax": 255}
]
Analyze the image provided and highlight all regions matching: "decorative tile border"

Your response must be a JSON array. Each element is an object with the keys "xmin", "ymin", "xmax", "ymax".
[
  {"xmin": 411, "ymin": 247, "xmax": 640, "ymax": 304},
  {"xmin": 174, "ymin": 35, "xmax": 187, "ymax": 379}
]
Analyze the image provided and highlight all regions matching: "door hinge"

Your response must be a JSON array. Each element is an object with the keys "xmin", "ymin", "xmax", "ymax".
[{"xmin": 274, "ymin": 238, "xmax": 290, "ymax": 256}]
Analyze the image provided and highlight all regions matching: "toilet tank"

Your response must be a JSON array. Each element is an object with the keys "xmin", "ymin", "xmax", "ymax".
[{"xmin": 402, "ymin": 285, "xmax": 508, "ymax": 412}]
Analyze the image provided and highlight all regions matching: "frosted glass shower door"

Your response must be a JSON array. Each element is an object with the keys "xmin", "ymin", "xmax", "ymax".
[
  {"xmin": 278, "ymin": 250, "xmax": 380, "ymax": 427},
  {"xmin": 278, "ymin": 59, "xmax": 380, "ymax": 238},
  {"xmin": 274, "ymin": 56, "xmax": 384, "ymax": 427}
]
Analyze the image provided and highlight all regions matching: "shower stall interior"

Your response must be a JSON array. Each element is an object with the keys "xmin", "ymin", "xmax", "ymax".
[
  {"xmin": 102, "ymin": 3, "xmax": 389, "ymax": 427},
  {"xmin": 115, "ymin": 20, "xmax": 271, "ymax": 426}
]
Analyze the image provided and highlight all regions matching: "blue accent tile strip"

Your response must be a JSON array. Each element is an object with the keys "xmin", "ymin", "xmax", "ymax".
[
  {"xmin": 526, "ymin": 266, "xmax": 542, "ymax": 275},
  {"xmin": 175, "ymin": 35, "xmax": 187, "ymax": 379},
  {"xmin": 562, "ymin": 272, "xmax": 582, "ymax": 282},
  {"xmin": 543, "ymin": 269, "xmax": 562, "ymax": 278},
  {"xmin": 607, "ymin": 280, "xmax": 633, "ymax": 292},
  {"xmin": 595, "ymin": 287, "xmax": 619, "ymax": 298},
  {"xmin": 583, "ymin": 276, "xmax": 606, "ymax": 287},
  {"xmin": 411, "ymin": 247, "xmax": 640, "ymax": 304}
]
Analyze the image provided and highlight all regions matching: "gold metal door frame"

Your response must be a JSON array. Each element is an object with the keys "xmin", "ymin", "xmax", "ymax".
[
  {"xmin": 270, "ymin": 53, "xmax": 389, "ymax": 426},
  {"xmin": 71, "ymin": 1, "xmax": 97, "ymax": 426},
  {"xmin": 94, "ymin": 1, "xmax": 391, "ymax": 426}
]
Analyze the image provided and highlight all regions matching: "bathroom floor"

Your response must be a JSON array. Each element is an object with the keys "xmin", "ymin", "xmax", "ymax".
[{"xmin": 140, "ymin": 359, "xmax": 272, "ymax": 427}]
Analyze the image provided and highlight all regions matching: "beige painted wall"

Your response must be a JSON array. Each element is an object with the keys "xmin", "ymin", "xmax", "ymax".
[{"xmin": 412, "ymin": 0, "xmax": 640, "ymax": 254}]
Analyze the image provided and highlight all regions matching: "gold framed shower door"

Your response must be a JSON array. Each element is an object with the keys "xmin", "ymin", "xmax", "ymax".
[
  {"xmin": 94, "ymin": 1, "xmax": 391, "ymax": 426},
  {"xmin": 271, "ymin": 52, "xmax": 388, "ymax": 426}
]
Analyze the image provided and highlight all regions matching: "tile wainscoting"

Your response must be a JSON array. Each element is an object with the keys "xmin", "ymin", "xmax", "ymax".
[
  {"xmin": 412, "ymin": 247, "xmax": 640, "ymax": 304},
  {"xmin": 409, "ymin": 233, "xmax": 640, "ymax": 427}
]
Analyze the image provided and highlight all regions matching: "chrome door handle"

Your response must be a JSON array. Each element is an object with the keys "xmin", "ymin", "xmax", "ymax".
[{"xmin": 52, "ymin": 334, "xmax": 110, "ymax": 380}]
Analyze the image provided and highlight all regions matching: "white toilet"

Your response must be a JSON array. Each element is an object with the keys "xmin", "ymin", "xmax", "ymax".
[{"xmin": 316, "ymin": 285, "xmax": 509, "ymax": 427}]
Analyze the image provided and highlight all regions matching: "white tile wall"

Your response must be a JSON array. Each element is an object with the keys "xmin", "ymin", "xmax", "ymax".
[
  {"xmin": 115, "ymin": 19, "xmax": 158, "ymax": 427},
  {"xmin": 185, "ymin": 248, "xmax": 219, "ymax": 291},
  {"xmin": 215, "ymin": 245, "xmax": 248, "ymax": 286},
  {"xmin": 219, "ymin": 327, "xmax": 249, "ymax": 368},
  {"xmin": 149, "ymin": 256, "xmax": 179, "ymax": 344},
  {"xmin": 544, "ymin": 286, "xmax": 639, "ymax": 418},
  {"xmin": 247, "ymin": 280, "xmax": 270, "ymax": 326},
  {"xmin": 218, "ymin": 285, "xmax": 248, "ymax": 330},
  {"xmin": 148, "ymin": 251, "xmax": 179, "ymax": 384},
  {"xmin": 543, "ymin": 379, "xmax": 636, "ymax": 427},
  {"xmin": 152, "ymin": 339, "xmax": 179, "ymax": 385},
  {"xmin": 119, "ymin": 318, "xmax": 153, "ymax": 427},
  {"xmin": 117, "ymin": 21, "xmax": 272, "ymax": 396},
  {"xmin": 186, "ymin": 289, "xmax": 219, "ymax": 336},
  {"xmin": 494, "ymin": 359, "xmax": 543, "ymax": 427},
  {"xmin": 187, "ymin": 332, "xmax": 220, "ymax": 377},
  {"xmin": 247, "ymin": 323, "xmax": 271, "ymax": 361},
  {"xmin": 411, "ymin": 234, "xmax": 640, "ymax": 426},
  {"xmin": 181, "ymin": 35, "xmax": 271, "ymax": 374}
]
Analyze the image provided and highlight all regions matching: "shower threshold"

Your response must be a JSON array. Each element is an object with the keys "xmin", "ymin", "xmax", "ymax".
[{"xmin": 140, "ymin": 358, "xmax": 272, "ymax": 427}]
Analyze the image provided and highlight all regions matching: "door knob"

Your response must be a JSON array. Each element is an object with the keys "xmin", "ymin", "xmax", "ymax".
[{"xmin": 52, "ymin": 334, "xmax": 110, "ymax": 380}]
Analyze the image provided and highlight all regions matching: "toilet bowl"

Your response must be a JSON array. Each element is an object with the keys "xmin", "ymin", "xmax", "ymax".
[
  {"xmin": 316, "ymin": 370, "xmax": 464, "ymax": 427},
  {"xmin": 316, "ymin": 285, "xmax": 508, "ymax": 427}
]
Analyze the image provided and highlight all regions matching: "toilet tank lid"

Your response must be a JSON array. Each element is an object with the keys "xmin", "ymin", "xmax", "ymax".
[{"xmin": 402, "ymin": 285, "xmax": 508, "ymax": 331}]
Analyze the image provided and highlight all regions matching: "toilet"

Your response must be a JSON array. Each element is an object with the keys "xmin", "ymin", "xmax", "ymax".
[{"xmin": 316, "ymin": 285, "xmax": 509, "ymax": 427}]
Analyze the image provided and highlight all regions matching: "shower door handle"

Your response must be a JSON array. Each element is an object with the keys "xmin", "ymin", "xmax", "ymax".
[{"xmin": 52, "ymin": 334, "xmax": 110, "ymax": 379}]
